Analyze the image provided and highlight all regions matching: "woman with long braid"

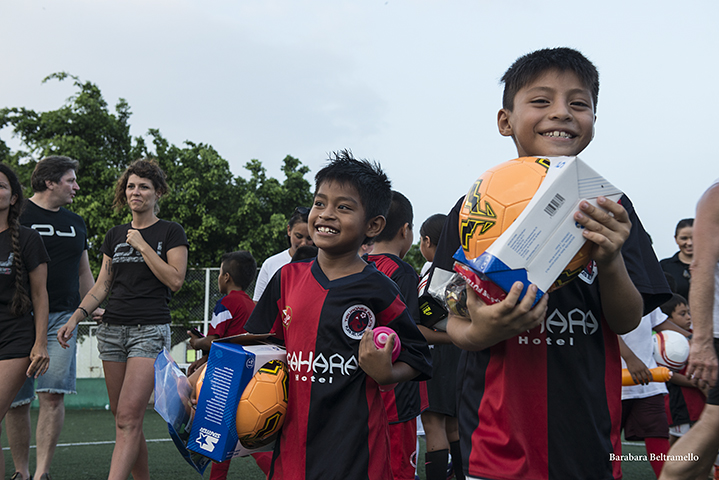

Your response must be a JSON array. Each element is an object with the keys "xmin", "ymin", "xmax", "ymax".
[{"xmin": 0, "ymin": 163, "xmax": 50, "ymax": 427}]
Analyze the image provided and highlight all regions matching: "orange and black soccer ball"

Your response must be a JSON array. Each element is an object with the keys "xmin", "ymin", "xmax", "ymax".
[
  {"xmin": 235, "ymin": 360, "xmax": 289, "ymax": 449},
  {"xmin": 458, "ymin": 156, "xmax": 591, "ymax": 291}
]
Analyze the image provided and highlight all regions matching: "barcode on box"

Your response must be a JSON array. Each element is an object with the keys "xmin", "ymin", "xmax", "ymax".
[{"xmin": 544, "ymin": 193, "xmax": 565, "ymax": 217}]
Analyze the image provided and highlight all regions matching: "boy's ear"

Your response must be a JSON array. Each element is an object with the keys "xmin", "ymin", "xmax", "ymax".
[
  {"xmin": 365, "ymin": 215, "xmax": 386, "ymax": 240},
  {"xmin": 497, "ymin": 108, "xmax": 513, "ymax": 137}
]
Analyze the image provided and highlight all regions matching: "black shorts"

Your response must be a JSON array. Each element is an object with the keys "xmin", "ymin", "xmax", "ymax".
[
  {"xmin": 425, "ymin": 343, "xmax": 461, "ymax": 416},
  {"xmin": 0, "ymin": 314, "xmax": 34, "ymax": 361},
  {"xmin": 621, "ymin": 394, "xmax": 669, "ymax": 440},
  {"xmin": 706, "ymin": 338, "xmax": 719, "ymax": 406}
]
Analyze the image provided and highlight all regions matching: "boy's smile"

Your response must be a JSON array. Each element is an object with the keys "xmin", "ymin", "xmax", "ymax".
[
  {"xmin": 497, "ymin": 69, "xmax": 596, "ymax": 158},
  {"xmin": 309, "ymin": 181, "xmax": 369, "ymax": 255}
]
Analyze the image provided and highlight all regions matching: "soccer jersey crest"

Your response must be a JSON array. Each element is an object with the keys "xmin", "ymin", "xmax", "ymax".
[
  {"xmin": 579, "ymin": 259, "xmax": 598, "ymax": 285},
  {"xmin": 282, "ymin": 306, "xmax": 293, "ymax": 328},
  {"xmin": 342, "ymin": 305, "xmax": 375, "ymax": 340}
]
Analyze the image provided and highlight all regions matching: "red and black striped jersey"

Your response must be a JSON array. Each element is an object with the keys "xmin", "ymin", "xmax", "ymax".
[
  {"xmin": 365, "ymin": 253, "xmax": 430, "ymax": 423},
  {"xmin": 665, "ymin": 364, "xmax": 705, "ymax": 427},
  {"xmin": 245, "ymin": 259, "xmax": 432, "ymax": 480},
  {"xmin": 433, "ymin": 194, "xmax": 671, "ymax": 480}
]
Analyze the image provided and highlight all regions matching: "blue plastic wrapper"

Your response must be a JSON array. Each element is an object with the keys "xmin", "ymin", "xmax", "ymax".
[{"xmin": 153, "ymin": 348, "xmax": 211, "ymax": 476}]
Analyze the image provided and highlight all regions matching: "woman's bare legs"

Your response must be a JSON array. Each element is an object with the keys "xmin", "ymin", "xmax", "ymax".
[{"xmin": 103, "ymin": 357, "xmax": 155, "ymax": 480}]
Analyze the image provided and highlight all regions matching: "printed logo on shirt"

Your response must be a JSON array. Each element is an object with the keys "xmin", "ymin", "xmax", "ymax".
[
  {"xmin": 282, "ymin": 305, "xmax": 292, "ymax": 328},
  {"xmin": 30, "ymin": 224, "xmax": 76, "ymax": 237},
  {"xmin": 579, "ymin": 260, "xmax": 598, "ymax": 285},
  {"xmin": 516, "ymin": 307, "xmax": 600, "ymax": 348},
  {"xmin": 282, "ymin": 306, "xmax": 293, "ymax": 328},
  {"xmin": 342, "ymin": 304, "xmax": 375, "ymax": 340},
  {"xmin": 111, "ymin": 242, "xmax": 145, "ymax": 264},
  {"xmin": 0, "ymin": 252, "xmax": 13, "ymax": 275},
  {"xmin": 287, "ymin": 349, "xmax": 359, "ymax": 385}
]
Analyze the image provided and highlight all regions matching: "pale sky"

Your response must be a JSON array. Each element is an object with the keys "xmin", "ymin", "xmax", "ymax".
[{"xmin": 1, "ymin": 0, "xmax": 717, "ymax": 262}]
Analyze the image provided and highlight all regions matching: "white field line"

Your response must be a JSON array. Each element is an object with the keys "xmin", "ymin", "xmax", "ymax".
[
  {"xmin": 1, "ymin": 438, "xmax": 172, "ymax": 450},
  {"xmin": 2, "ymin": 438, "xmax": 647, "ymax": 451}
]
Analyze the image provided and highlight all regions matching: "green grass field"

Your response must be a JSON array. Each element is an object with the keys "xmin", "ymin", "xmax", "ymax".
[{"xmin": 2, "ymin": 408, "xmax": 657, "ymax": 479}]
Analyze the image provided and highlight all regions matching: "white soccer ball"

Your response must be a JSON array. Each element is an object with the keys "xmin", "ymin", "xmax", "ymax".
[{"xmin": 653, "ymin": 330, "xmax": 690, "ymax": 371}]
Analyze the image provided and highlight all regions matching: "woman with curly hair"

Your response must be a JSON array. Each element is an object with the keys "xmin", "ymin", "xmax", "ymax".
[
  {"xmin": 0, "ymin": 163, "xmax": 50, "ymax": 433},
  {"xmin": 59, "ymin": 159, "xmax": 188, "ymax": 480}
]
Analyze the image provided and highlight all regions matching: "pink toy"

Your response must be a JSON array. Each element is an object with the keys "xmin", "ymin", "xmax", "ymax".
[
  {"xmin": 373, "ymin": 326, "xmax": 401, "ymax": 362},
  {"xmin": 373, "ymin": 327, "xmax": 401, "ymax": 391}
]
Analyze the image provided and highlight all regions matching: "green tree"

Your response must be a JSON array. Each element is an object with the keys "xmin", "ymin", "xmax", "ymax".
[
  {"xmin": 237, "ymin": 155, "xmax": 314, "ymax": 264},
  {"xmin": 0, "ymin": 73, "xmax": 314, "ymax": 273},
  {"xmin": 403, "ymin": 242, "xmax": 426, "ymax": 274},
  {"xmin": 0, "ymin": 72, "xmax": 143, "ymax": 262}
]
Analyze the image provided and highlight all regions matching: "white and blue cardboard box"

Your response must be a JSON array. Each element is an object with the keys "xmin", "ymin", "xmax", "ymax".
[
  {"xmin": 188, "ymin": 336, "xmax": 286, "ymax": 462},
  {"xmin": 454, "ymin": 156, "xmax": 622, "ymax": 303}
]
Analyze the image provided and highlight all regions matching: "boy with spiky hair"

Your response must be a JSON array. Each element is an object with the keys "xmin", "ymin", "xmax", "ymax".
[
  {"xmin": 431, "ymin": 47, "xmax": 671, "ymax": 479},
  {"xmin": 245, "ymin": 150, "xmax": 432, "ymax": 480}
]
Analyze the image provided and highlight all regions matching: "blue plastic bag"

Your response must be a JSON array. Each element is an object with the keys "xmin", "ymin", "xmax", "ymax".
[{"xmin": 154, "ymin": 347, "xmax": 210, "ymax": 476}]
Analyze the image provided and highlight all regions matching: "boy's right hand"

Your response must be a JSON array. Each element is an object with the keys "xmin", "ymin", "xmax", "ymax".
[
  {"xmin": 447, "ymin": 281, "xmax": 548, "ymax": 351},
  {"xmin": 187, "ymin": 331, "xmax": 200, "ymax": 350},
  {"xmin": 624, "ymin": 356, "xmax": 651, "ymax": 385},
  {"xmin": 187, "ymin": 355, "xmax": 208, "ymax": 376}
]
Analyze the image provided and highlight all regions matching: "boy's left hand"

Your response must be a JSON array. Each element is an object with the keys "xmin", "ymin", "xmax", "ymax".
[
  {"xmin": 573, "ymin": 196, "xmax": 631, "ymax": 267},
  {"xmin": 358, "ymin": 329, "xmax": 394, "ymax": 385}
]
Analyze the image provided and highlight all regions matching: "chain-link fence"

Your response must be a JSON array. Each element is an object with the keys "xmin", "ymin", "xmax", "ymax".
[{"xmin": 75, "ymin": 267, "xmax": 258, "ymax": 377}]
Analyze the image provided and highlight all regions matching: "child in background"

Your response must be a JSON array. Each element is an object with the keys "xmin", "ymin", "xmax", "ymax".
[
  {"xmin": 433, "ymin": 47, "xmax": 671, "ymax": 479},
  {"xmin": 363, "ymin": 190, "xmax": 429, "ymax": 480},
  {"xmin": 245, "ymin": 151, "xmax": 432, "ymax": 480},
  {"xmin": 253, "ymin": 207, "xmax": 313, "ymax": 302},
  {"xmin": 660, "ymin": 294, "xmax": 706, "ymax": 446},
  {"xmin": 416, "ymin": 214, "xmax": 465, "ymax": 480},
  {"xmin": 187, "ymin": 251, "xmax": 257, "ymax": 373},
  {"xmin": 187, "ymin": 250, "xmax": 260, "ymax": 480},
  {"xmin": 418, "ymin": 214, "xmax": 446, "ymax": 277},
  {"xmin": 618, "ymin": 308, "xmax": 672, "ymax": 477}
]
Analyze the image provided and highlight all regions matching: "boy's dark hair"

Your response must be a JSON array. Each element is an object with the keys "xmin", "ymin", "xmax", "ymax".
[
  {"xmin": 314, "ymin": 149, "xmax": 392, "ymax": 223},
  {"xmin": 660, "ymin": 293, "xmax": 688, "ymax": 317},
  {"xmin": 675, "ymin": 218, "xmax": 694, "ymax": 236},
  {"xmin": 31, "ymin": 156, "xmax": 79, "ymax": 192},
  {"xmin": 420, "ymin": 213, "xmax": 447, "ymax": 247},
  {"xmin": 501, "ymin": 47, "xmax": 600, "ymax": 112},
  {"xmin": 291, "ymin": 245, "xmax": 318, "ymax": 262},
  {"xmin": 113, "ymin": 158, "xmax": 169, "ymax": 213},
  {"xmin": 375, "ymin": 190, "xmax": 413, "ymax": 243},
  {"xmin": 220, "ymin": 251, "xmax": 257, "ymax": 290}
]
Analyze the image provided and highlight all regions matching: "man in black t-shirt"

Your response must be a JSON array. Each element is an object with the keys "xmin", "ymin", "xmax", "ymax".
[{"xmin": 5, "ymin": 156, "xmax": 99, "ymax": 480}]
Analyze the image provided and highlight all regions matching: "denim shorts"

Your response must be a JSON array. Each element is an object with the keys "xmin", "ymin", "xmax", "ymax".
[
  {"xmin": 12, "ymin": 310, "xmax": 77, "ymax": 408},
  {"xmin": 96, "ymin": 323, "xmax": 170, "ymax": 363}
]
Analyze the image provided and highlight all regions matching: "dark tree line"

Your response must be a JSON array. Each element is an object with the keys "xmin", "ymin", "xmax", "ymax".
[{"xmin": 0, "ymin": 73, "xmax": 314, "ymax": 274}]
